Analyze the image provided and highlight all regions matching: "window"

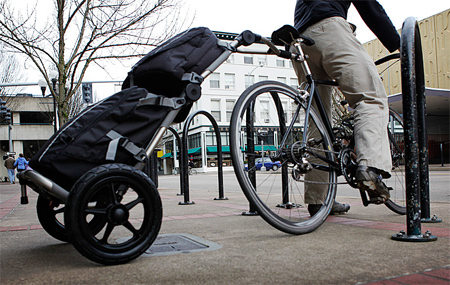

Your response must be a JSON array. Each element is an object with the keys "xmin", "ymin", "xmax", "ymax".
[
  {"xmin": 257, "ymin": 130, "xmax": 274, "ymax": 145},
  {"xmin": 211, "ymin": 99, "xmax": 221, "ymax": 122},
  {"xmin": 224, "ymin": 73, "xmax": 235, "ymax": 89},
  {"xmin": 258, "ymin": 75, "xmax": 269, "ymax": 82},
  {"xmin": 282, "ymin": 101, "xmax": 288, "ymax": 122},
  {"xmin": 206, "ymin": 131, "xmax": 230, "ymax": 146},
  {"xmin": 188, "ymin": 133, "xmax": 201, "ymax": 148},
  {"xmin": 226, "ymin": 54, "xmax": 234, "ymax": 63},
  {"xmin": 277, "ymin": 77, "xmax": 286, "ymax": 84},
  {"xmin": 210, "ymin": 73, "xmax": 220, "ymax": 89},
  {"xmin": 290, "ymin": 78, "xmax": 298, "ymax": 89},
  {"xmin": 244, "ymin": 55, "xmax": 254, "ymax": 64},
  {"xmin": 19, "ymin": 112, "xmax": 53, "ymax": 125},
  {"xmin": 258, "ymin": 56, "xmax": 267, "ymax": 66},
  {"xmin": 245, "ymin": 74, "xmax": 255, "ymax": 89},
  {"xmin": 226, "ymin": 100, "xmax": 235, "ymax": 122},
  {"xmin": 276, "ymin": 59, "xmax": 285, "ymax": 67},
  {"xmin": 260, "ymin": 100, "xmax": 270, "ymax": 122}
]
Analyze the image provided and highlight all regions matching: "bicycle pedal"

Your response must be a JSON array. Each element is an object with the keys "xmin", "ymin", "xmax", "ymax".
[{"xmin": 359, "ymin": 189, "xmax": 370, "ymax": 207}]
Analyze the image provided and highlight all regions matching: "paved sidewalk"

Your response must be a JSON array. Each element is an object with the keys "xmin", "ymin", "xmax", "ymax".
[{"xmin": 0, "ymin": 171, "xmax": 449, "ymax": 284}]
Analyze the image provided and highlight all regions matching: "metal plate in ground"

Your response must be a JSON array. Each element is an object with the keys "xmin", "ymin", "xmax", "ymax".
[{"xmin": 144, "ymin": 233, "xmax": 222, "ymax": 257}]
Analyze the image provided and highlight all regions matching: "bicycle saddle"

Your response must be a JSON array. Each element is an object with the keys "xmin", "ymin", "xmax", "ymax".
[{"xmin": 271, "ymin": 25, "xmax": 315, "ymax": 46}]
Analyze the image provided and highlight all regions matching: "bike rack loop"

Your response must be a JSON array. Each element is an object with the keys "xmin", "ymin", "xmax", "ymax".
[
  {"xmin": 242, "ymin": 92, "xmax": 291, "ymax": 215},
  {"xmin": 166, "ymin": 127, "xmax": 184, "ymax": 196},
  {"xmin": 391, "ymin": 17, "xmax": 440, "ymax": 242},
  {"xmin": 242, "ymin": 101, "xmax": 258, "ymax": 215},
  {"xmin": 178, "ymin": 110, "xmax": 228, "ymax": 205}
]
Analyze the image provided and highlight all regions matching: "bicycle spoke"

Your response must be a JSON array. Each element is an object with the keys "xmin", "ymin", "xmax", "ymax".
[{"xmin": 230, "ymin": 81, "xmax": 337, "ymax": 234}]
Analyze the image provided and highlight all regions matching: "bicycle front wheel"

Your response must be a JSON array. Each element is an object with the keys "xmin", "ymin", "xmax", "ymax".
[
  {"xmin": 230, "ymin": 81, "xmax": 337, "ymax": 235},
  {"xmin": 385, "ymin": 109, "xmax": 406, "ymax": 215}
]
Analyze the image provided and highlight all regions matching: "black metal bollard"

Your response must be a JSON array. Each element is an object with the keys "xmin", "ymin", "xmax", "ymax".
[
  {"xmin": 179, "ymin": 110, "xmax": 228, "ymax": 205},
  {"xmin": 391, "ymin": 17, "xmax": 438, "ymax": 242},
  {"xmin": 242, "ymin": 101, "xmax": 259, "ymax": 215},
  {"xmin": 145, "ymin": 151, "xmax": 159, "ymax": 188},
  {"xmin": 167, "ymin": 127, "xmax": 184, "ymax": 196}
]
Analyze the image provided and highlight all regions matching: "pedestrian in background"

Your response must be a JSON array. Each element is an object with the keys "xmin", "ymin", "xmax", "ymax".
[
  {"xmin": 4, "ymin": 154, "xmax": 16, "ymax": 184},
  {"xmin": 14, "ymin": 153, "xmax": 28, "ymax": 172}
]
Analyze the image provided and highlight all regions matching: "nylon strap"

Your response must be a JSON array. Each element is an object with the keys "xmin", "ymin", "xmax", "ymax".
[{"xmin": 106, "ymin": 130, "xmax": 146, "ymax": 161}]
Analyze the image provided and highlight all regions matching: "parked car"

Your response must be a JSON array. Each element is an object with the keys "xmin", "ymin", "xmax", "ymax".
[{"xmin": 244, "ymin": 157, "xmax": 281, "ymax": 171}]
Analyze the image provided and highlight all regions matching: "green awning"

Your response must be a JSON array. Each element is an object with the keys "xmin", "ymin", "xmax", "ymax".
[
  {"xmin": 188, "ymin": 147, "xmax": 202, "ymax": 154},
  {"xmin": 246, "ymin": 145, "xmax": 277, "ymax": 151},
  {"xmin": 161, "ymin": 147, "xmax": 201, "ymax": 158},
  {"xmin": 206, "ymin": 146, "xmax": 230, "ymax": 153},
  {"xmin": 161, "ymin": 152, "xmax": 173, "ymax": 158}
]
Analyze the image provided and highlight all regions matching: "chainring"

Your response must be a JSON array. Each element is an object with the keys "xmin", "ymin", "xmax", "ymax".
[{"xmin": 340, "ymin": 148, "xmax": 358, "ymax": 188}]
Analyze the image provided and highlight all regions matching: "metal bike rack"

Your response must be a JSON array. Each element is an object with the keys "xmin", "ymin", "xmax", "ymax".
[
  {"xmin": 241, "ymin": 92, "xmax": 293, "ymax": 215},
  {"xmin": 178, "ymin": 110, "xmax": 228, "ymax": 205},
  {"xmin": 392, "ymin": 17, "xmax": 440, "ymax": 242},
  {"xmin": 144, "ymin": 151, "xmax": 159, "ymax": 188},
  {"xmin": 166, "ymin": 127, "xmax": 184, "ymax": 196},
  {"xmin": 242, "ymin": 101, "xmax": 258, "ymax": 215}
]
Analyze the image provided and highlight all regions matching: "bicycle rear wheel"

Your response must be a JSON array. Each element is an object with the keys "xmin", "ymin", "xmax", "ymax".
[
  {"xmin": 230, "ymin": 81, "xmax": 337, "ymax": 235},
  {"xmin": 385, "ymin": 109, "xmax": 406, "ymax": 215}
]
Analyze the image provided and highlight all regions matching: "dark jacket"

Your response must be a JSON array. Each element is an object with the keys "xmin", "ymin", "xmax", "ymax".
[{"xmin": 294, "ymin": 0, "xmax": 400, "ymax": 52}]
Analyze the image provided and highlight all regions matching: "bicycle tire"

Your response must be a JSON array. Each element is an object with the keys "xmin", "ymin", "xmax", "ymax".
[
  {"xmin": 230, "ymin": 81, "xmax": 337, "ymax": 235},
  {"xmin": 385, "ymin": 109, "xmax": 406, "ymax": 215},
  {"xmin": 65, "ymin": 163, "xmax": 162, "ymax": 265}
]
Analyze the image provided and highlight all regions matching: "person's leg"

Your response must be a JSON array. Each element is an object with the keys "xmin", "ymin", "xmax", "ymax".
[
  {"xmin": 292, "ymin": 49, "xmax": 333, "ymax": 206},
  {"xmin": 300, "ymin": 17, "xmax": 392, "ymax": 202},
  {"xmin": 292, "ymin": 22, "xmax": 349, "ymax": 214},
  {"xmin": 303, "ymin": 17, "xmax": 392, "ymax": 176},
  {"xmin": 7, "ymin": 169, "xmax": 15, "ymax": 183}
]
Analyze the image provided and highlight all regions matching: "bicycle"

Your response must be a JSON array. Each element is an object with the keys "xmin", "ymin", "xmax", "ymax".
[
  {"xmin": 228, "ymin": 25, "xmax": 405, "ymax": 235},
  {"xmin": 188, "ymin": 166, "xmax": 197, "ymax": 175}
]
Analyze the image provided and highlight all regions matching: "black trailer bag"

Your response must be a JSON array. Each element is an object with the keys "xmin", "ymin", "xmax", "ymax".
[
  {"xmin": 29, "ymin": 87, "xmax": 168, "ymax": 190},
  {"xmin": 123, "ymin": 27, "xmax": 226, "ymax": 122}
]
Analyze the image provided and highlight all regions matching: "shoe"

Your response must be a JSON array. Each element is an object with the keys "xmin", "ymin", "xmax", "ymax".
[
  {"xmin": 355, "ymin": 165, "xmax": 390, "ymax": 204},
  {"xmin": 330, "ymin": 201, "xmax": 350, "ymax": 215},
  {"xmin": 307, "ymin": 201, "xmax": 350, "ymax": 216}
]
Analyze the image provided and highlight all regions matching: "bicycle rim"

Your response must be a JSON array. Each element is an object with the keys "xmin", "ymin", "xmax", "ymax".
[
  {"xmin": 385, "ymin": 109, "xmax": 406, "ymax": 215},
  {"xmin": 230, "ymin": 81, "xmax": 337, "ymax": 235}
]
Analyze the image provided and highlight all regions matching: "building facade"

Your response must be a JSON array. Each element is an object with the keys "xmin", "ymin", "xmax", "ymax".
[
  {"xmin": 1, "ymin": 94, "xmax": 54, "ymax": 180},
  {"xmin": 159, "ymin": 47, "xmax": 299, "ymax": 174},
  {"xmin": 364, "ymin": 9, "xmax": 449, "ymax": 164}
]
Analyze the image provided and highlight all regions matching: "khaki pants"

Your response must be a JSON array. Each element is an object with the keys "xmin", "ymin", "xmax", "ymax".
[{"xmin": 293, "ymin": 17, "xmax": 392, "ymax": 204}]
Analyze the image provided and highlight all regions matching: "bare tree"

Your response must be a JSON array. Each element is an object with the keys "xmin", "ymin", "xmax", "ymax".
[
  {"xmin": 0, "ymin": 0, "xmax": 189, "ymax": 126},
  {"xmin": 0, "ymin": 42, "xmax": 26, "ymax": 112}
]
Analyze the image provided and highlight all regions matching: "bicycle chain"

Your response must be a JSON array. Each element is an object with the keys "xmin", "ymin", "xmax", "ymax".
[
  {"xmin": 289, "ymin": 145, "xmax": 350, "ymax": 185},
  {"xmin": 293, "ymin": 178, "xmax": 348, "ymax": 185}
]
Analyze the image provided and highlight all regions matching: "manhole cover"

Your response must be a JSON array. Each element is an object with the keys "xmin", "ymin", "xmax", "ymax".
[{"xmin": 144, "ymin": 233, "xmax": 222, "ymax": 257}]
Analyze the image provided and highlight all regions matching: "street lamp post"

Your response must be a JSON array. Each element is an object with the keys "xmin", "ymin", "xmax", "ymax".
[
  {"xmin": 49, "ymin": 71, "xmax": 58, "ymax": 133},
  {"xmin": 38, "ymin": 78, "xmax": 57, "ymax": 133}
]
